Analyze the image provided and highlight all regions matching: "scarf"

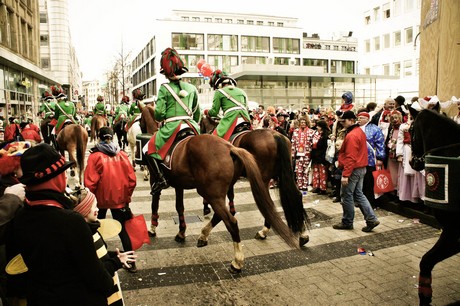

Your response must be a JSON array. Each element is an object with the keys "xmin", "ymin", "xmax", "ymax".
[{"xmin": 91, "ymin": 141, "xmax": 120, "ymax": 156}]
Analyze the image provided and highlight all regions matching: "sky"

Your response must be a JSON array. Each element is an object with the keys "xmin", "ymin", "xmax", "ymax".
[{"xmin": 68, "ymin": 0, "xmax": 366, "ymax": 81}]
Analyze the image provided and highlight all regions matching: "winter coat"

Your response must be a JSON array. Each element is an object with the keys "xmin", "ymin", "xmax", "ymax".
[
  {"xmin": 338, "ymin": 124, "xmax": 369, "ymax": 177},
  {"xmin": 7, "ymin": 205, "xmax": 113, "ymax": 305},
  {"xmin": 84, "ymin": 143, "xmax": 137, "ymax": 209}
]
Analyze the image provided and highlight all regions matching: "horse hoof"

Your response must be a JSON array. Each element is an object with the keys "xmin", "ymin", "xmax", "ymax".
[
  {"xmin": 197, "ymin": 239, "xmax": 208, "ymax": 248},
  {"xmin": 228, "ymin": 264, "xmax": 242, "ymax": 274},
  {"xmin": 254, "ymin": 232, "xmax": 266, "ymax": 240},
  {"xmin": 174, "ymin": 235, "xmax": 185, "ymax": 243},
  {"xmin": 299, "ymin": 235, "xmax": 310, "ymax": 247},
  {"xmin": 148, "ymin": 231, "xmax": 156, "ymax": 237},
  {"xmin": 203, "ymin": 207, "xmax": 211, "ymax": 216}
]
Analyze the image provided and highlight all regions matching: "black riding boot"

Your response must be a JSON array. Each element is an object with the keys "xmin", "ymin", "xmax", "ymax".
[{"xmin": 146, "ymin": 156, "xmax": 169, "ymax": 195}]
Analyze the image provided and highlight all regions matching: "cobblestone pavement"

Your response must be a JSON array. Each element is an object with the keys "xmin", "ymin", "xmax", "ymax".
[{"xmin": 104, "ymin": 170, "xmax": 460, "ymax": 306}]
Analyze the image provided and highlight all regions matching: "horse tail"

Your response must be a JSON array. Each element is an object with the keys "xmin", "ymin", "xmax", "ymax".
[
  {"xmin": 274, "ymin": 134, "xmax": 310, "ymax": 233},
  {"xmin": 230, "ymin": 146, "xmax": 298, "ymax": 249},
  {"xmin": 90, "ymin": 118, "xmax": 96, "ymax": 141}
]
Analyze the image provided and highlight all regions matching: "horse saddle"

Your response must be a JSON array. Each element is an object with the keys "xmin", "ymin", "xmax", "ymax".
[
  {"xmin": 162, "ymin": 125, "xmax": 196, "ymax": 170},
  {"xmin": 229, "ymin": 119, "xmax": 252, "ymax": 144}
]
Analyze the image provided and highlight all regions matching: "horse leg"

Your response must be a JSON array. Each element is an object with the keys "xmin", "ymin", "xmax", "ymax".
[
  {"xmin": 202, "ymin": 199, "xmax": 211, "ymax": 216},
  {"xmin": 418, "ymin": 227, "xmax": 460, "ymax": 305},
  {"xmin": 198, "ymin": 200, "xmax": 244, "ymax": 273},
  {"xmin": 174, "ymin": 189, "xmax": 187, "ymax": 243},
  {"xmin": 149, "ymin": 193, "xmax": 161, "ymax": 237}
]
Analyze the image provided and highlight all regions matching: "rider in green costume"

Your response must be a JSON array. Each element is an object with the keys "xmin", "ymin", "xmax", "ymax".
[
  {"xmin": 38, "ymin": 91, "xmax": 57, "ymax": 120},
  {"xmin": 113, "ymin": 96, "xmax": 130, "ymax": 126},
  {"xmin": 53, "ymin": 86, "xmax": 77, "ymax": 134},
  {"xmin": 125, "ymin": 95, "xmax": 142, "ymax": 131},
  {"xmin": 205, "ymin": 70, "xmax": 251, "ymax": 140},
  {"xmin": 93, "ymin": 95, "xmax": 107, "ymax": 116},
  {"xmin": 146, "ymin": 47, "xmax": 201, "ymax": 194}
]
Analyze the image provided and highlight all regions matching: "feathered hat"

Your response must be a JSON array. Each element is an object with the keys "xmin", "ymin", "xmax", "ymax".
[
  {"xmin": 132, "ymin": 88, "xmax": 146, "ymax": 101},
  {"xmin": 209, "ymin": 69, "xmax": 237, "ymax": 90},
  {"xmin": 97, "ymin": 95, "xmax": 104, "ymax": 102},
  {"xmin": 50, "ymin": 85, "xmax": 67, "ymax": 100},
  {"xmin": 160, "ymin": 47, "xmax": 188, "ymax": 79}
]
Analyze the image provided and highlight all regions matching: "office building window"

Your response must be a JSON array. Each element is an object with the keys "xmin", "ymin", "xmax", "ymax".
[
  {"xmin": 277, "ymin": 22, "xmax": 284, "ymax": 27},
  {"xmin": 364, "ymin": 12, "xmax": 371, "ymax": 24},
  {"xmin": 383, "ymin": 3, "xmax": 391, "ymax": 18},
  {"xmin": 373, "ymin": 7, "xmax": 380, "ymax": 22},
  {"xmin": 40, "ymin": 12, "xmax": 47, "ymax": 23},
  {"xmin": 304, "ymin": 59, "xmax": 328, "ymax": 73},
  {"xmin": 225, "ymin": 19, "xmax": 232, "ymax": 23},
  {"xmin": 181, "ymin": 54, "xmax": 204, "ymax": 73},
  {"xmin": 192, "ymin": 17, "xmax": 200, "ymax": 22},
  {"xmin": 40, "ymin": 35, "xmax": 49, "ymax": 46},
  {"xmin": 268, "ymin": 21, "xmax": 274, "ymax": 26},
  {"xmin": 242, "ymin": 56, "xmax": 267, "ymax": 65},
  {"xmin": 215, "ymin": 18, "xmax": 222, "ymax": 23},
  {"xmin": 393, "ymin": 61, "xmax": 401, "ymax": 77},
  {"xmin": 365, "ymin": 39, "xmax": 370, "ymax": 52},
  {"xmin": 404, "ymin": 59, "xmax": 412, "ymax": 76},
  {"xmin": 404, "ymin": 0, "xmax": 414, "ymax": 12},
  {"xmin": 394, "ymin": 31, "xmax": 401, "ymax": 46},
  {"xmin": 41, "ymin": 58, "xmax": 50, "ymax": 69},
  {"xmin": 241, "ymin": 36, "xmax": 270, "ymax": 52},
  {"xmin": 205, "ymin": 17, "xmax": 212, "ymax": 22},
  {"xmin": 393, "ymin": 0, "xmax": 401, "ymax": 16},
  {"xmin": 172, "ymin": 33, "xmax": 204, "ymax": 50},
  {"xmin": 247, "ymin": 20, "xmax": 254, "ymax": 25},
  {"xmin": 181, "ymin": 16, "xmax": 189, "ymax": 21},
  {"xmin": 208, "ymin": 55, "xmax": 238, "ymax": 73},
  {"xmin": 207, "ymin": 34, "xmax": 238, "ymax": 51},
  {"xmin": 383, "ymin": 34, "xmax": 390, "ymax": 48},
  {"xmin": 383, "ymin": 64, "xmax": 390, "ymax": 76},
  {"xmin": 257, "ymin": 21, "xmax": 263, "ymax": 26},
  {"xmin": 331, "ymin": 60, "xmax": 355, "ymax": 74},
  {"xmin": 374, "ymin": 36, "xmax": 380, "ymax": 51},
  {"xmin": 405, "ymin": 27, "xmax": 413, "ymax": 44},
  {"xmin": 273, "ymin": 37, "xmax": 300, "ymax": 54},
  {"xmin": 237, "ymin": 19, "xmax": 244, "ymax": 24},
  {"xmin": 365, "ymin": 68, "xmax": 370, "ymax": 75}
]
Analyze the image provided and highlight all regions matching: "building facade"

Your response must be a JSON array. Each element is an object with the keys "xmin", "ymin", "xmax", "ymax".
[
  {"xmin": 359, "ymin": 0, "xmax": 421, "ymax": 103},
  {"xmin": 131, "ymin": 10, "xmax": 394, "ymax": 111}
]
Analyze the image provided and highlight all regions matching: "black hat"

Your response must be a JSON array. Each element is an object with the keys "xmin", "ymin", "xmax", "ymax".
[
  {"xmin": 394, "ymin": 95, "xmax": 405, "ymax": 106},
  {"xmin": 98, "ymin": 127, "xmax": 114, "ymax": 140},
  {"xmin": 19, "ymin": 143, "xmax": 74, "ymax": 185},
  {"xmin": 341, "ymin": 110, "xmax": 357, "ymax": 120}
]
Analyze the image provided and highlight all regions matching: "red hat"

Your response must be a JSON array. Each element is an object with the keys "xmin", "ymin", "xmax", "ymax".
[
  {"xmin": 357, "ymin": 112, "xmax": 370, "ymax": 118},
  {"xmin": 73, "ymin": 188, "xmax": 96, "ymax": 218}
]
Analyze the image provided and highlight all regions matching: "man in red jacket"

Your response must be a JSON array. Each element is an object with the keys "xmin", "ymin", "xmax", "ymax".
[
  {"xmin": 84, "ymin": 126, "xmax": 138, "ymax": 272},
  {"xmin": 333, "ymin": 111, "xmax": 380, "ymax": 232}
]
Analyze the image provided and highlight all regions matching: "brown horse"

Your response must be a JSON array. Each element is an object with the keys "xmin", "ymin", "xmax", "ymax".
[
  {"xmin": 56, "ymin": 123, "xmax": 88, "ymax": 187},
  {"xmin": 90, "ymin": 115, "xmax": 107, "ymax": 143},
  {"xmin": 139, "ymin": 103, "xmax": 298, "ymax": 272},
  {"xmin": 201, "ymin": 115, "xmax": 310, "ymax": 246},
  {"xmin": 39, "ymin": 117, "xmax": 52, "ymax": 144}
]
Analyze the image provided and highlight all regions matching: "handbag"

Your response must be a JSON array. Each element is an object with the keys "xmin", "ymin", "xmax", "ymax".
[
  {"xmin": 124, "ymin": 214, "xmax": 150, "ymax": 250},
  {"xmin": 372, "ymin": 166, "xmax": 395, "ymax": 194},
  {"xmin": 325, "ymin": 139, "xmax": 335, "ymax": 163}
]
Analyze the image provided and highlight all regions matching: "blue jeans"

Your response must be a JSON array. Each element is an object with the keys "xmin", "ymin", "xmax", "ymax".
[{"xmin": 340, "ymin": 167, "xmax": 378, "ymax": 226}]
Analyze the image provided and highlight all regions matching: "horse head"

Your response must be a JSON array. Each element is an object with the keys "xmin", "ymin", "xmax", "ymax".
[
  {"xmin": 409, "ymin": 108, "xmax": 460, "ymax": 171},
  {"xmin": 139, "ymin": 103, "xmax": 158, "ymax": 134}
]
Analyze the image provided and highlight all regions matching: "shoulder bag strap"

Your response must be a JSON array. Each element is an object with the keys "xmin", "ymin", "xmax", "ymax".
[
  {"xmin": 163, "ymin": 83, "xmax": 192, "ymax": 117},
  {"xmin": 217, "ymin": 89, "xmax": 247, "ymax": 110}
]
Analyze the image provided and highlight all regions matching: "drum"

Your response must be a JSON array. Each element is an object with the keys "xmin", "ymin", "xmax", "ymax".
[
  {"xmin": 135, "ymin": 133, "xmax": 152, "ymax": 165},
  {"xmin": 424, "ymin": 155, "xmax": 460, "ymax": 211}
]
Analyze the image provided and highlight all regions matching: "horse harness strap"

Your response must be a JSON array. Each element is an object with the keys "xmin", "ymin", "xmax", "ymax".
[
  {"xmin": 163, "ymin": 83, "xmax": 193, "ymax": 117},
  {"xmin": 217, "ymin": 89, "xmax": 247, "ymax": 115},
  {"xmin": 54, "ymin": 102, "xmax": 73, "ymax": 120}
]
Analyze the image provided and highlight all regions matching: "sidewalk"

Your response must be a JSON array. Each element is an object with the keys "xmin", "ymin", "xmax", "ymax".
[{"xmin": 107, "ymin": 173, "xmax": 460, "ymax": 305}]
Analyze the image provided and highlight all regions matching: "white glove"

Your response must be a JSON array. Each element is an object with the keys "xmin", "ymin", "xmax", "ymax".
[{"xmin": 4, "ymin": 183, "xmax": 25, "ymax": 201}]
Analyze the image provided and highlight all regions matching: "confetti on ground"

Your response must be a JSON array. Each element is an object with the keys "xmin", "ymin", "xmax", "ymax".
[
  {"xmin": 357, "ymin": 247, "xmax": 366, "ymax": 255},
  {"xmin": 367, "ymin": 250, "xmax": 374, "ymax": 256},
  {"xmin": 314, "ymin": 223, "xmax": 321, "ymax": 227},
  {"xmin": 413, "ymin": 219, "xmax": 420, "ymax": 224},
  {"xmin": 398, "ymin": 219, "xmax": 405, "ymax": 223},
  {"xmin": 158, "ymin": 272, "xmax": 166, "ymax": 275}
]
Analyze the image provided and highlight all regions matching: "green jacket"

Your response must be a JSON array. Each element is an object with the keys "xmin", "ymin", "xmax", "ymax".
[
  {"xmin": 208, "ymin": 86, "xmax": 251, "ymax": 140},
  {"xmin": 54, "ymin": 100, "xmax": 77, "ymax": 133},
  {"xmin": 114, "ymin": 103, "xmax": 129, "ymax": 123},
  {"xmin": 39, "ymin": 101, "xmax": 57, "ymax": 119},
  {"xmin": 93, "ymin": 102, "xmax": 106, "ymax": 116},
  {"xmin": 149, "ymin": 81, "xmax": 201, "ymax": 160}
]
